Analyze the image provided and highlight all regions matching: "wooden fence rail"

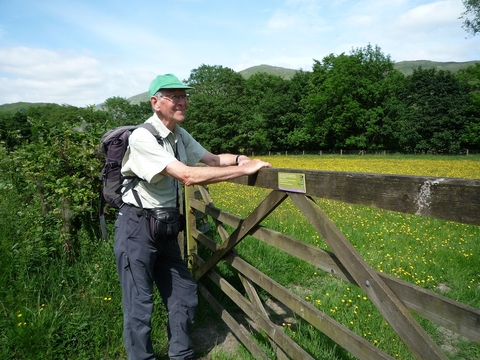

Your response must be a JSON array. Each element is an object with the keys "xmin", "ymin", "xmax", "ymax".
[{"xmin": 182, "ymin": 168, "xmax": 480, "ymax": 360}]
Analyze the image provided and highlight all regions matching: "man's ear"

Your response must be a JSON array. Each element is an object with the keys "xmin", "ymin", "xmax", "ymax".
[{"xmin": 150, "ymin": 96, "xmax": 160, "ymax": 111}]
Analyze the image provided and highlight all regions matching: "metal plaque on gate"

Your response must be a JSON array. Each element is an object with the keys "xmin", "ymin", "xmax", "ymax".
[{"xmin": 278, "ymin": 172, "xmax": 306, "ymax": 193}]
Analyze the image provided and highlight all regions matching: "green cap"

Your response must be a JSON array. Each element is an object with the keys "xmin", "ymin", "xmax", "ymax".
[{"xmin": 148, "ymin": 74, "xmax": 193, "ymax": 97}]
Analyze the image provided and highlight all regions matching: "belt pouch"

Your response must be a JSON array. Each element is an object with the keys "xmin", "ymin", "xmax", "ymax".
[{"xmin": 149, "ymin": 207, "xmax": 186, "ymax": 241}]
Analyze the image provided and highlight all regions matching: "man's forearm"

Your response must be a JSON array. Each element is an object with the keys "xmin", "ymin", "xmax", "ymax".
[
  {"xmin": 208, "ymin": 153, "xmax": 250, "ymax": 166},
  {"xmin": 166, "ymin": 158, "xmax": 270, "ymax": 186},
  {"xmin": 180, "ymin": 163, "xmax": 248, "ymax": 185}
]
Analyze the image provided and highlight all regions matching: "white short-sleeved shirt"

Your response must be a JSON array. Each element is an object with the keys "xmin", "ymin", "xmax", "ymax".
[{"xmin": 121, "ymin": 113, "xmax": 207, "ymax": 208}]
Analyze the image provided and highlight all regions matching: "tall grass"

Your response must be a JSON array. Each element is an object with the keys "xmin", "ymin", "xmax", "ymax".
[{"xmin": 0, "ymin": 186, "xmax": 170, "ymax": 359}]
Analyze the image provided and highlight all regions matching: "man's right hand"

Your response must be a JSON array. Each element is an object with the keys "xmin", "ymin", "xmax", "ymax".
[{"xmin": 242, "ymin": 159, "xmax": 271, "ymax": 175}]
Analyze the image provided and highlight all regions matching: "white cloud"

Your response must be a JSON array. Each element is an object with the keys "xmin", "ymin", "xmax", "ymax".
[
  {"xmin": 0, "ymin": 47, "xmax": 155, "ymax": 107},
  {"xmin": 324, "ymin": 0, "xmax": 473, "ymax": 63},
  {"xmin": 0, "ymin": 47, "xmax": 101, "ymax": 79},
  {"xmin": 396, "ymin": 0, "xmax": 464, "ymax": 31},
  {"xmin": 379, "ymin": 0, "xmax": 470, "ymax": 61}
]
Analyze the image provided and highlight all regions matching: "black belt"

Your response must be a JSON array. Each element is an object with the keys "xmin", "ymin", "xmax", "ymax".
[{"xmin": 125, "ymin": 204, "xmax": 179, "ymax": 218}]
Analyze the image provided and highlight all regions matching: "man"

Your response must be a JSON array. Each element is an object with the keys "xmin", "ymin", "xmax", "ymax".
[{"xmin": 114, "ymin": 73, "xmax": 271, "ymax": 360}]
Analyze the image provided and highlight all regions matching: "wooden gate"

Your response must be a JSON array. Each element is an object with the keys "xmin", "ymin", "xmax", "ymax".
[{"xmin": 183, "ymin": 168, "xmax": 480, "ymax": 359}]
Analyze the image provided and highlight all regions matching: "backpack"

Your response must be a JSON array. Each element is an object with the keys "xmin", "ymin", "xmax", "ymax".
[{"xmin": 98, "ymin": 123, "xmax": 163, "ymax": 241}]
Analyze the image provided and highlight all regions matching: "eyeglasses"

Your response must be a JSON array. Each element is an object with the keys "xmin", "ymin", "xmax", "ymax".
[{"xmin": 157, "ymin": 93, "xmax": 189, "ymax": 103}]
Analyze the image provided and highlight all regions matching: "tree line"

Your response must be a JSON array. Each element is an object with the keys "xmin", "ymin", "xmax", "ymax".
[
  {"xmin": 184, "ymin": 45, "xmax": 480, "ymax": 154},
  {"xmin": 2, "ymin": 45, "xmax": 479, "ymax": 156}
]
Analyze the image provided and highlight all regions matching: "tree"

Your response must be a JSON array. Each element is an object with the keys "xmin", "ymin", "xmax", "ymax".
[
  {"xmin": 384, "ymin": 67, "xmax": 472, "ymax": 153},
  {"xmin": 284, "ymin": 71, "xmax": 312, "ymax": 151},
  {"xmin": 0, "ymin": 102, "xmax": 118, "ymax": 260},
  {"xmin": 304, "ymin": 44, "xmax": 403, "ymax": 150},
  {"xmin": 243, "ymin": 72, "xmax": 303, "ymax": 153},
  {"xmin": 460, "ymin": 0, "xmax": 480, "ymax": 37},
  {"xmin": 456, "ymin": 63, "xmax": 480, "ymax": 148},
  {"xmin": 102, "ymin": 97, "xmax": 152, "ymax": 126},
  {"xmin": 0, "ymin": 104, "xmax": 110, "ymax": 151},
  {"xmin": 0, "ymin": 110, "xmax": 31, "ymax": 150},
  {"xmin": 185, "ymin": 65, "xmax": 247, "ymax": 153}
]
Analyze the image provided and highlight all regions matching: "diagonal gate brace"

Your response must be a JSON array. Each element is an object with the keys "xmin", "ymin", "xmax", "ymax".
[
  {"xmin": 289, "ymin": 193, "xmax": 448, "ymax": 360},
  {"xmin": 194, "ymin": 190, "xmax": 288, "ymax": 281}
]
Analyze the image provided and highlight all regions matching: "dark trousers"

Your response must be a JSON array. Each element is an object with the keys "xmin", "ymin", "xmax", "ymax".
[{"xmin": 114, "ymin": 205, "xmax": 197, "ymax": 360}]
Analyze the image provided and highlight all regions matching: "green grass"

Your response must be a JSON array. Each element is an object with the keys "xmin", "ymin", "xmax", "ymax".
[
  {"xmin": 204, "ymin": 189, "xmax": 480, "ymax": 359},
  {"xmin": 0, "ymin": 186, "xmax": 170, "ymax": 359}
]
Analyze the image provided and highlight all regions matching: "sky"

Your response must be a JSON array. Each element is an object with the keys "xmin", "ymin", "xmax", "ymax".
[{"xmin": 0, "ymin": 0, "xmax": 479, "ymax": 107}]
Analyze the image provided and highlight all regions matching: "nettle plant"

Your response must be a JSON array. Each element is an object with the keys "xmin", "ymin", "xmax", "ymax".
[{"xmin": 8, "ymin": 118, "xmax": 106, "ymax": 260}]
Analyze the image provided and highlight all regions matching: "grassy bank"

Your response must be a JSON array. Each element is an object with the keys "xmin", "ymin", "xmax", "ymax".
[{"xmin": 0, "ymin": 186, "xmax": 169, "ymax": 359}]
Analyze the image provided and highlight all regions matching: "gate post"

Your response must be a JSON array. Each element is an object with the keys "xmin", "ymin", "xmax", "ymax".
[{"xmin": 184, "ymin": 185, "xmax": 197, "ymax": 271}]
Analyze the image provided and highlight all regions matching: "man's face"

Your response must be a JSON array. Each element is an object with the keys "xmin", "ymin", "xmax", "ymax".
[{"xmin": 151, "ymin": 89, "xmax": 189, "ymax": 124}]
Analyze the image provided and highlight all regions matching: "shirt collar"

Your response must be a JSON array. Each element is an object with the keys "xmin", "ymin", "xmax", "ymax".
[{"xmin": 147, "ymin": 113, "xmax": 178, "ymax": 141}]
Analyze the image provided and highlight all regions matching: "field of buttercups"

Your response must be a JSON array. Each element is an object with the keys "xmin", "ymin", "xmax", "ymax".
[{"xmin": 206, "ymin": 155, "xmax": 479, "ymax": 360}]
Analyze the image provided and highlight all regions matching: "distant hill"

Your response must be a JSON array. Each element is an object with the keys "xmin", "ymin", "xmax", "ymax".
[
  {"xmin": 238, "ymin": 64, "xmax": 299, "ymax": 79},
  {"xmin": 0, "ymin": 102, "xmax": 54, "ymax": 114},
  {"xmin": 127, "ymin": 92, "xmax": 149, "ymax": 105},
  {"xmin": 393, "ymin": 60, "xmax": 479, "ymax": 75},
  {"xmin": 238, "ymin": 61, "xmax": 479, "ymax": 79}
]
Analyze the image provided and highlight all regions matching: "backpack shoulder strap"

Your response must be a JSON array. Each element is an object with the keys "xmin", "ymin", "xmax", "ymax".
[{"xmin": 138, "ymin": 122, "xmax": 164, "ymax": 147}]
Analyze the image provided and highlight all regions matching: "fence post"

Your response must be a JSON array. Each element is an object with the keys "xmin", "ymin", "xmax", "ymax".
[{"xmin": 184, "ymin": 185, "xmax": 197, "ymax": 271}]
